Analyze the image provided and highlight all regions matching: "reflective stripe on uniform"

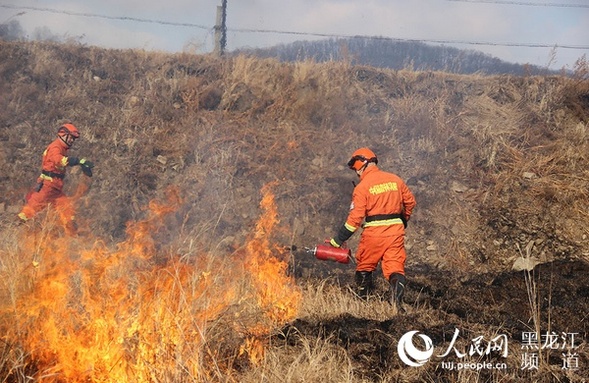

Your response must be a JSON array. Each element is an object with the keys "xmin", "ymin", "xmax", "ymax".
[
  {"xmin": 344, "ymin": 222, "xmax": 357, "ymax": 232},
  {"xmin": 41, "ymin": 170, "xmax": 65, "ymax": 181},
  {"xmin": 364, "ymin": 218, "xmax": 404, "ymax": 227}
]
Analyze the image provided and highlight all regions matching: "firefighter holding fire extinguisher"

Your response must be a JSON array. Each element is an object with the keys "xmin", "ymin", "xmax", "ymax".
[{"xmin": 328, "ymin": 148, "xmax": 416, "ymax": 312}]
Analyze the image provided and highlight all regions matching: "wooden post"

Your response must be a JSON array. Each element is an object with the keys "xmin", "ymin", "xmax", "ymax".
[
  {"xmin": 214, "ymin": 0, "xmax": 227, "ymax": 56},
  {"xmin": 214, "ymin": 5, "xmax": 223, "ymax": 56}
]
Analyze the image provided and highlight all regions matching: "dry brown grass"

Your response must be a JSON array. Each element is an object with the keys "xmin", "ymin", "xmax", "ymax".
[
  {"xmin": 240, "ymin": 333, "xmax": 357, "ymax": 383},
  {"xmin": 299, "ymin": 279, "xmax": 402, "ymax": 321},
  {"xmin": 1, "ymin": 40, "xmax": 588, "ymax": 382}
]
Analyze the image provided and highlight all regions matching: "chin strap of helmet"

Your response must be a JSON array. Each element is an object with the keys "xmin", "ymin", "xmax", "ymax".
[
  {"xmin": 59, "ymin": 134, "xmax": 71, "ymax": 147},
  {"xmin": 58, "ymin": 126, "xmax": 76, "ymax": 147}
]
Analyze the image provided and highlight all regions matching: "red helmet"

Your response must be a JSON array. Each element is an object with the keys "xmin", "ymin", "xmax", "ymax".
[
  {"xmin": 57, "ymin": 123, "xmax": 80, "ymax": 146},
  {"xmin": 347, "ymin": 148, "xmax": 378, "ymax": 171}
]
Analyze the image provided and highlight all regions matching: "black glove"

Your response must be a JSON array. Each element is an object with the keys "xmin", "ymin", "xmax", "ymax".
[
  {"xmin": 330, "ymin": 224, "xmax": 355, "ymax": 247},
  {"xmin": 79, "ymin": 158, "xmax": 94, "ymax": 177}
]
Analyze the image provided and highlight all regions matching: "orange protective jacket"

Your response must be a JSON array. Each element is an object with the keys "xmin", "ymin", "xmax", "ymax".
[
  {"xmin": 344, "ymin": 165, "xmax": 416, "ymax": 238},
  {"xmin": 37, "ymin": 138, "xmax": 73, "ymax": 190}
]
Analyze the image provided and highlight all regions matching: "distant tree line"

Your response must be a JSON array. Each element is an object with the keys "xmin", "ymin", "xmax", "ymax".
[{"xmin": 235, "ymin": 37, "xmax": 550, "ymax": 76}]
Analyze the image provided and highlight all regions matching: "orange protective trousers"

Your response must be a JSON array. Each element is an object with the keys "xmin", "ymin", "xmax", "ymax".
[
  {"xmin": 20, "ymin": 183, "xmax": 75, "ymax": 224},
  {"xmin": 355, "ymin": 225, "xmax": 406, "ymax": 279}
]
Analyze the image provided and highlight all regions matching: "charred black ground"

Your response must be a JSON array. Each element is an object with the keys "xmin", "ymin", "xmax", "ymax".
[{"xmin": 283, "ymin": 259, "xmax": 589, "ymax": 381}]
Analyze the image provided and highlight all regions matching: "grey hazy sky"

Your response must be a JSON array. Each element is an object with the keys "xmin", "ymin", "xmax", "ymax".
[{"xmin": 1, "ymin": 0, "xmax": 588, "ymax": 69}]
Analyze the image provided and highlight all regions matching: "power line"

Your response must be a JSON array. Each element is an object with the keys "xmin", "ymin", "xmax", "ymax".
[
  {"xmin": 0, "ymin": 4, "xmax": 211, "ymax": 30},
  {"xmin": 446, "ymin": 0, "xmax": 589, "ymax": 8},
  {"xmin": 2, "ymin": 3, "xmax": 588, "ymax": 51}
]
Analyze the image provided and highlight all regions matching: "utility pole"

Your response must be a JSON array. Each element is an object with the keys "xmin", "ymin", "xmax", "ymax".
[{"xmin": 214, "ymin": 0, "xmax": 227, "ymax": 56}]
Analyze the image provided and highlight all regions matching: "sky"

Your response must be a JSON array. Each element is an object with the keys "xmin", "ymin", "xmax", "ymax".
[{"xmin": 1, "ymin": 0, "xmax": 588, "ymax": 70}]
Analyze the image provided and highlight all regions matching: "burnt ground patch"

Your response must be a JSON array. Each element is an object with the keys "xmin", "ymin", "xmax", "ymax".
[
  {"xmin": 280, "ymin": 259, "xmax": 589, "ymax": 381},
  {"xmin": 430, "ymin": 260, "xmax": 589, "ymax": 334}
]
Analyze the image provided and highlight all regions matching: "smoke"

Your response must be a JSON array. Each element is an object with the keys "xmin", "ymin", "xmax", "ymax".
[{"xmin": 0, "ymin": 20, "xmax": 25, "ymax": 41}]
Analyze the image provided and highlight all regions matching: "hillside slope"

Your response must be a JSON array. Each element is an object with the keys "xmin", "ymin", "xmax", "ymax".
[
  {"xmin": 236, "ymin": 37, "xmax": 550, "ymax": 75},
  {"xmin": 1, "ymin": 41, "xmax": 587, "ymax": 272},
  {"xmin": 0, "ymin": 41, "xmax": 588, "ymax": 382}
]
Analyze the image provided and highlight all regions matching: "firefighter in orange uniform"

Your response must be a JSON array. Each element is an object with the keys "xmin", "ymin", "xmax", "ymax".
[
  {"xmin": 329, "ymin": 148, "xmax": 416, "ymax": 311},
  {"xmin": 18, "ymin": 123, "xmax": 94, "ymax": 229}
]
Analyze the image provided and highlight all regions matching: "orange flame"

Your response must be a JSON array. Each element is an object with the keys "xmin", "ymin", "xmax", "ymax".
[
  {"xmin": 247, "ymin": 183, "xmax": 300, "ymax": 324},
  {"xmin": 0, "ymin": 184, "xmax": 300, "ymax": 381},
  {"xmin": 239, "ymin": 182, "xmax": 302, "ymax": 364}
]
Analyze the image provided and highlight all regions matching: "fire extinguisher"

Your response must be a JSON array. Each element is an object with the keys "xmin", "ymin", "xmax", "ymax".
[{"xmin": 306, "ymin": 243, "xmax": 352, "ymax": 264}]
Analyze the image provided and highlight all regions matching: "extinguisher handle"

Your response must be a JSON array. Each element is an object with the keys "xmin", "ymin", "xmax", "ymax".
[{"xmin": 324, "ymin": 238, "xmax": 348, "ymax": 249}]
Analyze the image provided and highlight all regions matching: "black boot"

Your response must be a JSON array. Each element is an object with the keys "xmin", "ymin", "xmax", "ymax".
[
  {"xmin": 389, "ymin": 273, "xmax": 407, "ymax": 313},
  {"xmin": 355, "ymin": 271, "xmax": 374, "ymax": 299}
]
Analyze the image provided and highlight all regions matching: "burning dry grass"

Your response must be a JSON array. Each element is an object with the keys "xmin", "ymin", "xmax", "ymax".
[{"xmin": 0, "ymin": 185, "xmax": 300, "ymax": 382}]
